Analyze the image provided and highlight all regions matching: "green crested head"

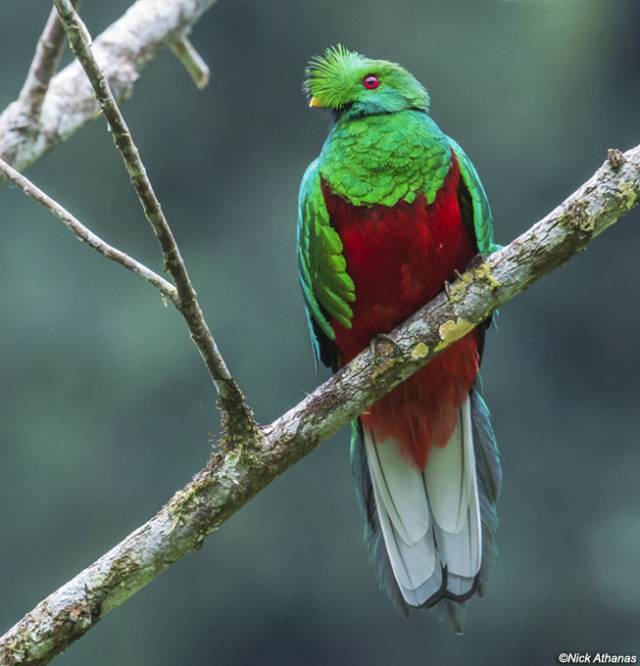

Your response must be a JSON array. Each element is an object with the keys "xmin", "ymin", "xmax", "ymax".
[{"xmin": 304, "ymin": 45, "xmax": 430, "ymax": 119}]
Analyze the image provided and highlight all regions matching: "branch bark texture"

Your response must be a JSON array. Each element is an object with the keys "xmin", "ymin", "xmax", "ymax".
[
  {"xmin": 0, "ymin": 0, "xmax": 220, "ymax": 170},
  {"xmin": 1, "ymin": 145, "xmax": 638, "ymax": 665},
  {"xmin": 15, "ymin": 4, "xmax": 76, "ymax": 125}
]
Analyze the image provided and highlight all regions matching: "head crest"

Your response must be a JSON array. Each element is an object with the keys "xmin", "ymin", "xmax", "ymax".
[
  {"xmin": 303, "ymin": 45, "xmax": 430, "ymax": 115},
  {"xmin": 304, "ymin": 45, "xmax": 367, "ymax": 107}
]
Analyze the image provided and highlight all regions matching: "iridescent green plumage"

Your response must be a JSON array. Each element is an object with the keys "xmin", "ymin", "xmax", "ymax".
[
  {"xmin": 319, "ymin": 111, "xmax": 451, "ymax": 207},
  {"xmin": 297, "ymin": 160, "xmax": 355, "ymax": 340},
  {"xmin": 450, "ymin": 138, "xmax": 497, "ymax": 255}
]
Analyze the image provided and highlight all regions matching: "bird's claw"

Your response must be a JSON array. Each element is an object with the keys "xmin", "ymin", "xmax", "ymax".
[{"xmin": 444, "ymin": 280, "xmax": 452, "ymax": 299}]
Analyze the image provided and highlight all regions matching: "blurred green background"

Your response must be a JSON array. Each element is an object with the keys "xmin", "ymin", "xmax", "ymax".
[{"xmin": 1, "ymin": 1, "xmax": 639, "ymax": 664}]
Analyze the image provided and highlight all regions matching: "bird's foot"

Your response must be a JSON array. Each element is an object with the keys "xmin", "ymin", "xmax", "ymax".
[{"xmin": 444, "ymin": 280, "xmax": 452, "ymax": 300}]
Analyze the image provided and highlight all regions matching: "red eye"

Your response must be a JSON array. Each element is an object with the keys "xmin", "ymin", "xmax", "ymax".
[{"xmin": 363, "ymin": 74, "xmax": 380, "ymax": 90}]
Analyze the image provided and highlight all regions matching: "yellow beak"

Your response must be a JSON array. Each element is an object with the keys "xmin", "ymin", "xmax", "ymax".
[{"xmin": 308, "ymin": 96, "xmax": 324, "ymax": 108}]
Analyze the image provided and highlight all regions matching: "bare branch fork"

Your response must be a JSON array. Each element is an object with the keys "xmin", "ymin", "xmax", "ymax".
[
  {"xmin": 50, "ymin": 0, "xmax": 256, "ymax": 439},
  {"xmin": 0, "ymin": 0, "xmax": 248, "ymax": 428},
  {"xmin": 0, "ymin": 2, "xmax": 638, "ymax": 664},
  {"xmin": 0, "ymin": 0, "xmax": 221, "ymax": 170}
]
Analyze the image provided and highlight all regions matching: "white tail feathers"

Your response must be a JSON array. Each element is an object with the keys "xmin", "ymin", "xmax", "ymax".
[{"xmin": 363, "ymin": 397, "xmax": 482, "ymax": 607}]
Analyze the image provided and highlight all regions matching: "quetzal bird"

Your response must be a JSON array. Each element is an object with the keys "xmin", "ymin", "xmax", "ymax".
[{"xmin": 297, "ymin": 46, "xmax": 502, "ymax": 631}]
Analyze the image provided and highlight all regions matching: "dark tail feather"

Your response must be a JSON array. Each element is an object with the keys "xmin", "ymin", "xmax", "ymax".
[
  {"xmin": 350, "ymin": 420, "xmax": 410, "ymax": 617},
  {"xmin": 438, "ymin": 599, "xmax": 467, "ymax": 635},
  {"xmin": 470, "ymin": 380, "xmax": 502, "ymax": 596}
]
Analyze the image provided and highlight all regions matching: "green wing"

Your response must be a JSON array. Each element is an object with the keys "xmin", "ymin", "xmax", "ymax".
[
  {"xmin": 297, "ymin": 159, "xmax": 355, "ymax": 359},
  {"xmin": 448, "ymin": 138, "xmax": 499, "ymax": 255}
]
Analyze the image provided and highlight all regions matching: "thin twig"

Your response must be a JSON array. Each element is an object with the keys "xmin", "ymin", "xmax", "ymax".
[
  {"xmin": 17, "ymin": 3, "xmax": 78, "ymax": 121},
  {"xmin": 1, "ymin": 143, "xmax": 638, "ymax": 665},
  {"xmin": 170, "ymin": 36, "xmax": 210, "ymax": 89},
  {"xmin": 53, "ymin": 0, "xmax": 256, "ymax": 439},
  {"xmin": 0, "ymin": 157, "xmax": 177, "ymax": 302}
]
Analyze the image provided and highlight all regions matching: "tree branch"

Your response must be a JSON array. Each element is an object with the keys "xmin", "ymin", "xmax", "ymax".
[
  {"xmin": 0, "ymin": 0, "xmax": 221, "ymax": 170},
  {"xmin": 1, "ymin": 144, "xmax": 637, "ymax": 666},
  {"xmin": 15, "ymin": 3, "xmax": 78, "ymax": 124},
  {"xmin": 0, "ymin": 156, "xmax": 177, "ymax": 303},
  {"xmin": 170, "ymin": 36, "xmax": 210, "ymax": 89},
  {"xmin": 52, "ymin": 0, "xmax": 256, "ymax": 439}
]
